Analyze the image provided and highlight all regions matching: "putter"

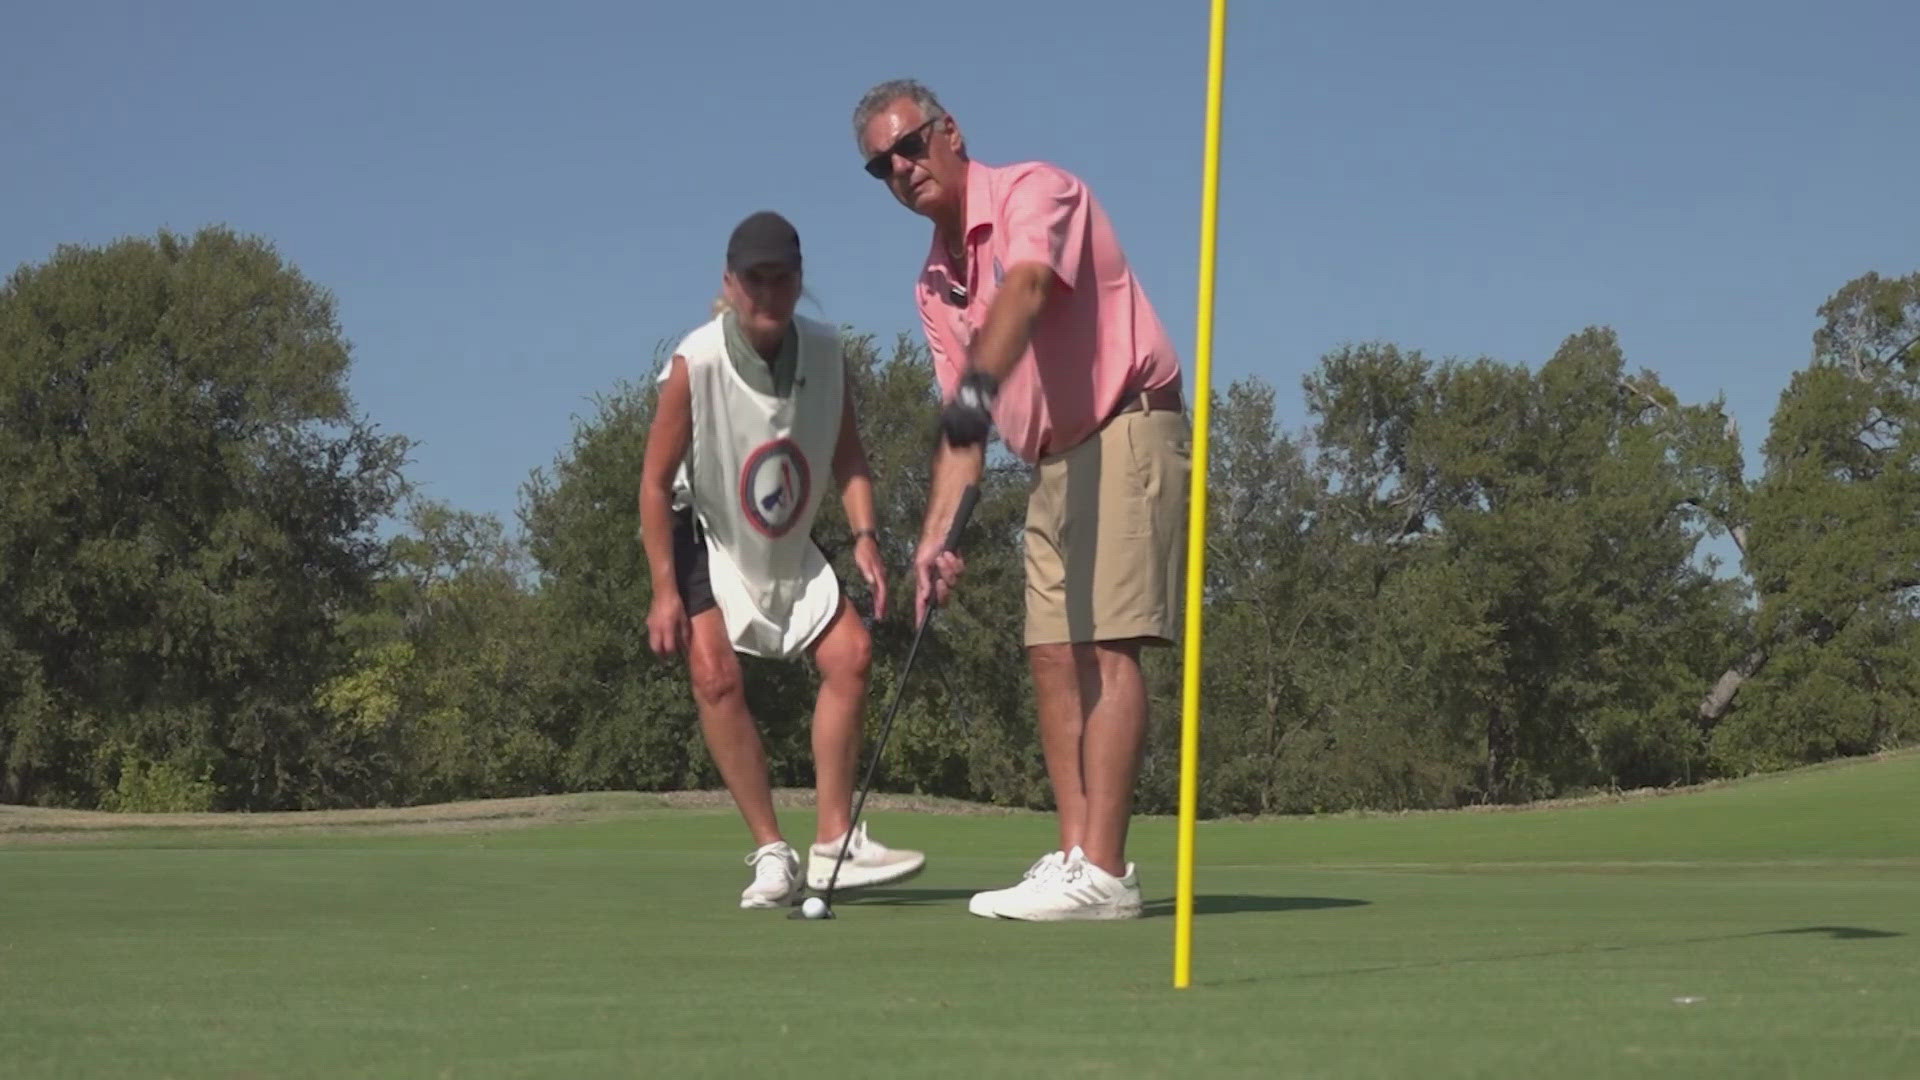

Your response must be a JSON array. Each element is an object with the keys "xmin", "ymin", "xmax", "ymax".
[{"xmin": 792, "ymin": 482, "xmax": 979, "ymax": 921}]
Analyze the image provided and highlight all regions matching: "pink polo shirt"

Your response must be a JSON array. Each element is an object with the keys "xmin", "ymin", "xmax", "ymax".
[{"xmin": 916, "ymin": 159, "xmax": 1182, "ymax": 464}]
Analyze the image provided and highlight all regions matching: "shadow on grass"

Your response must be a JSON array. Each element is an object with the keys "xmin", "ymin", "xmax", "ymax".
[
  {"xmin": 1143, "ymin": 895, "xmax": 1369, "ymax": 918},
  {"xmin": 827, "ymin": 889, "xmax": 1370, "ymax": 918},
  {"xmin": 1199, "ymin": 925, "xmax": 1910, "ymax": 986},
  {"xmin": 833, "ymin": 888, "xmax": 976, "ymax": 907},
  {"xmin": 1765, "ymin": 925, "xmax": 1902, "ymax": 940}
]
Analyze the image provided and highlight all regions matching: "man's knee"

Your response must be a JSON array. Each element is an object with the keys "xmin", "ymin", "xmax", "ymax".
[
  {"xmin": 1028, "ymin": 642, "xmax": 1078, "ymax": 681},
  {"xmin": 1031, "ymin": 639, "xmax": 1140, "ymax": 667},
  {"xmin": 1095, "ymin": 638, "xmax": 1146, "ymax": 669}
]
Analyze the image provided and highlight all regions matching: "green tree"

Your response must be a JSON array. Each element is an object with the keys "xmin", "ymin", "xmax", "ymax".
[
  {"xmin": 0, "ymin": 227, "xmax": 409, "ymax": 809},
  {"xmin": 519, "ymin": 356, "xmax": 709, "ymax": 793},
  {"xmin": 1135, "ymin": 364, "xmax": 1488, "ymax": 817},
  {"xmin": 319, "ymin": 499, "xmax": 558, "ymax": 805},
  {"xmin": 1301, "ymin": 331, "xmax": 1741, "ymax": 803},
  {"xmin": 1711, "ymin": 272, "xmax": 1920, "ymax": 767}
]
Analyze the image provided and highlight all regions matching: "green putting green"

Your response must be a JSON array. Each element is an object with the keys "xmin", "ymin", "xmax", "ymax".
[{"xmin": 4, "ymin": 752, "xmax": 1915, "ymax": 1078}]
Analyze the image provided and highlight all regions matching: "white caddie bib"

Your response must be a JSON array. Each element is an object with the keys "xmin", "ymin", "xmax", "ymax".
[{"xmin": 665, "ymin": 313, "xmax": 844, "ymax": 658}]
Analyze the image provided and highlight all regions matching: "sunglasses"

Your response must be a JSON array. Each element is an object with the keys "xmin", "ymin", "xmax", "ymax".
[{"xmin": 863, "ymin": 119, "xmax": 939, "ymax": 180}]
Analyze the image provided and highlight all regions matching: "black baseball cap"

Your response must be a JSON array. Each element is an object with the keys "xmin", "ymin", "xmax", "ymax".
[{"xmin": 726, "ymin": 210, "xmax": 802, "ymax": 273}]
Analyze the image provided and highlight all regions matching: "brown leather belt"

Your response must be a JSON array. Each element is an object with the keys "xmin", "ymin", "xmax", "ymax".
[
  {"xmin": 1041, "ymin": 385, "xmax": 1185, "ymax": 459},
  {"xmin": 1111, "ymin": 385, "xmax": 1184, "ymax": 419}
]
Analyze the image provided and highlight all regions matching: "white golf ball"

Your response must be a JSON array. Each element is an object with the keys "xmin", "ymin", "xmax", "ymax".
[{"xmin": 801, "ymin": 896, "xmax": 828, "ymax": 919}]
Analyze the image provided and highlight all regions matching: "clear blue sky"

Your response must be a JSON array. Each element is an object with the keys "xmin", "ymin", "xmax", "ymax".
[{"xmin": 6, "ymin": 0, "xmax": 1917, "ymax": 549}]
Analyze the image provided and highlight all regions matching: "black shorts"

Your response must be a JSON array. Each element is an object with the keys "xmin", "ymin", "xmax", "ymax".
[{"xmin": 671, "ymin": 509, "xmax": 718, "ymax": 617}]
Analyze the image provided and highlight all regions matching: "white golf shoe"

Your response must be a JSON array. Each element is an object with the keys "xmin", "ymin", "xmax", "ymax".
[
  {"xmin": 966, "ymin": 849, "xmax": 1069, "ymax": 918},
  {"xmin": 975, "ymin": 846, "xmax": 1142, "ymax": 921},
  {"xmin": 806, "ymin": 821, "xmax": 926, "ymax": 891},
  {"xmin": 739, "ymin": 840, "xmax": 803, "ymax": 909}
]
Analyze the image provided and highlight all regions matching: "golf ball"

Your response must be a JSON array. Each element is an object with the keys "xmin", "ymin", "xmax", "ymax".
[{"xmin": 801, "ymin": 896, "xmax": 828, "ymax": 919}]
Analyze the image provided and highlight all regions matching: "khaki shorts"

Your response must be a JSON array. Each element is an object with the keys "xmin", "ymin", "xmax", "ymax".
[{"xmin": 1024, "ymin": 406, "xmax": 1191, "ymax": 647}]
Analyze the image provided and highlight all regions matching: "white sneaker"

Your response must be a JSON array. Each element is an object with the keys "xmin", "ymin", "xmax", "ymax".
[
  {"xmin": 739, "ymin": 841, "xmax": 802, "ymax": 909},
  {"xmin": 805, "ymin": 820, "xmax": 926, "ymax": 891},
  {"xmin": 980, "ymin": 846, "xmax": 1142, "ymax": 921},
  {"xmin": 966, "ymin": 849, "xmax": 1069, "ymax": 918}
]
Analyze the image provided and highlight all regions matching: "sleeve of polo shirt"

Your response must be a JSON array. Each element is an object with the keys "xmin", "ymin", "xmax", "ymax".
[
  {"xmin": 918, "ymin": 289, "xmax": 961, "ymax": 401},
  {"xmin": 999, "ymin": 164, "xmax": 1088, "ymax": 291}
]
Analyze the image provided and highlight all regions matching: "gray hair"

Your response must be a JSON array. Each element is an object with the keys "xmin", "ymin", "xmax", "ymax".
[{"xmin": 851, "ymin": 79, "xmax": 948, "ymax": 156}]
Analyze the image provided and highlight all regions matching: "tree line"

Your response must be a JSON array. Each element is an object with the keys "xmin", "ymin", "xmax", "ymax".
[{"xmin": 2, "ymin": 226, "xmax": 1914, "ymax": 813}]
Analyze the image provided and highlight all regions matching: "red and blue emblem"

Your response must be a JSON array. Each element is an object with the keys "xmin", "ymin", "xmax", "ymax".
[{"xmin": 738, "ymin": 438, "xmax": 811, "ymax": 538}]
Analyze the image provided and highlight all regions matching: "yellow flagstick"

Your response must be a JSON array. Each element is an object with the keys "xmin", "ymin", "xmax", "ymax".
[{"xmin": 1175, "ymin": 0, "xmax": 1227, "ymax": 991}]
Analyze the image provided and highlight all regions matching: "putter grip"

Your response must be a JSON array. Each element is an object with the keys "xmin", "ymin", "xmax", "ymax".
[{"xmin": 942, "ymin": 484, "xmax": 980, "ymax": 554}]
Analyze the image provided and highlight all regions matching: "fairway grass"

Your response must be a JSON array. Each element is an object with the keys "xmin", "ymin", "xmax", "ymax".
[{"xmin": 3, "ymin": 752, "xmax": 1915, "ymax": 1078}]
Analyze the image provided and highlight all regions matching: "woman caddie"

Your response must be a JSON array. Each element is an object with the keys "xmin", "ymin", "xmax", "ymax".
[{"xmin": 638, "ymin": 210, "xmax": 926, "ymax": 908}]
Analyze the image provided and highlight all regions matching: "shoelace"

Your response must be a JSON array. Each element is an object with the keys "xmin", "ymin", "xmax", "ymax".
[
  {"xmin": 820, "ymin": 822, "xmax": 869, "ymax": 863},
  {"xmin": 748, "ymin": 848, "xmax": 792, "ymax": 887},
  {"xmin": 1023, "ymin": 852, "xmax": 1067, "ymax": 883}
]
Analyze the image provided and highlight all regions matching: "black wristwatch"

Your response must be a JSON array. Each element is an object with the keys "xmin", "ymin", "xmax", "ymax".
[
  {"xmin": 940, "ymin": 370, "xmax": 999, "ymax": 447},
  {"xmin": 850, "ymin": 528, "xmax": 880, "ymax": 545}
]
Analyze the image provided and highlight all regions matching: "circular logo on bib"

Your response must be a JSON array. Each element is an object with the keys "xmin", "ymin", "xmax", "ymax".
[{"xmin": 738, "ymin": 438, "xmax": 811, "ymax": 538}]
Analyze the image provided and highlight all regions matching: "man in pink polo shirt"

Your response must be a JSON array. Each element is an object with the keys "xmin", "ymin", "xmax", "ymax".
[{"xmin": 851, "ymin": 79, "xmax": 1191, "ymax": 921}]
